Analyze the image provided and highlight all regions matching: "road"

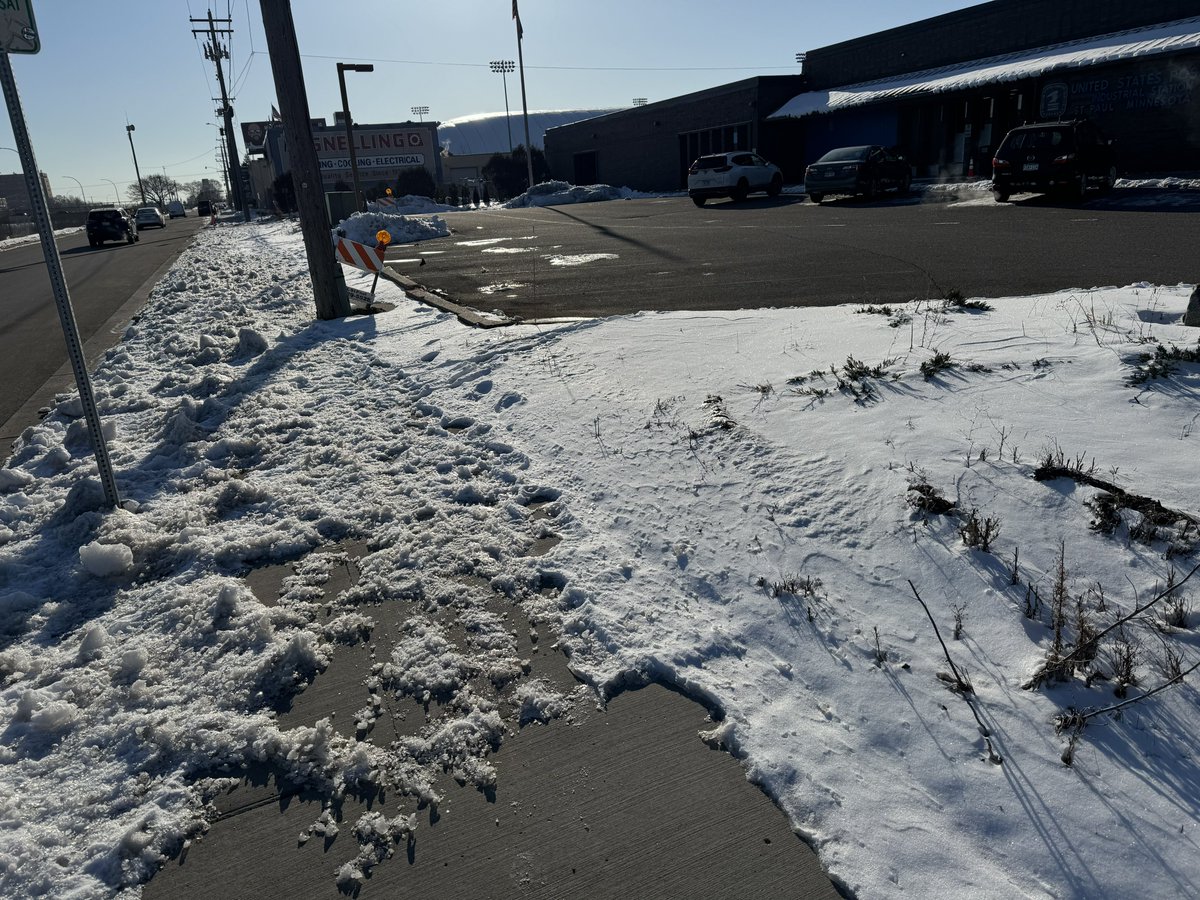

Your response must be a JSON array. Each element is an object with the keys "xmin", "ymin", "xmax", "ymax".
[
  {"xmin": 0, "ymin": 216, "xmax": 206, "ymax": 445},
  {"xmin": 385, "ymin": 188, "xmax": 1200, "ymax": 321}
]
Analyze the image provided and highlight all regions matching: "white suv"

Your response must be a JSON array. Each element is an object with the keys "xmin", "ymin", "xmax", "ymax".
[
  {"xmin": 687, "ymin": 151, "xmax": 783, "ymax": 206},
  {"xmin": 135, "ymin": 206, "xmax": 166, "ymax": 230}
]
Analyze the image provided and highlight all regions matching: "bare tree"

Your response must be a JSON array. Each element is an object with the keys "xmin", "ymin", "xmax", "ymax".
[{"xmin": 125, "ymin": 173, "xmax": 182, "ymax": 208}]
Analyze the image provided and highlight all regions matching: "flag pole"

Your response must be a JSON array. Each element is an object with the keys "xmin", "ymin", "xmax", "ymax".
[{"xmin": 513, "ymin": 1, "xmax": 535, "ymax": 191}]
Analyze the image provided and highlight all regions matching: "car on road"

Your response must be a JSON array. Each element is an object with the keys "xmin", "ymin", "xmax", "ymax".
[
  {"xmin": 804, "ymin": 145, "xmax": 912, "ymax": 203},
  {"xmin": 990, "ymin": 119, "xmax": 1117, "ymax": 202},
  {"xmin": 196, "ymin": 199, "xmax": 214, "ymax": 217},
  {"xmin": 687, "ymin": 151, "xmax": 783, "ymax": 206},
  {"xmin": 85, "ymin": 208, "xmax": 138, "ymax": 247},
  {"xmin": 135, "ymin": 206, "xmax": 167, "ymax": 230},
  {"xmin": 166, "ymin": 200, "xmax": 186, "ymax": 219}
]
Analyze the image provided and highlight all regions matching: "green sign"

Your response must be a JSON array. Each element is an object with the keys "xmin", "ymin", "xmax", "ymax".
[{"xmin": 1, "ymin": 0, "xmax": 40, "ymax": 54}]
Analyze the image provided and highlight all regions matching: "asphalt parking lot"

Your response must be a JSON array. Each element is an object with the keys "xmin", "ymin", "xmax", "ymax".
[{"xmin": 384, "ymin": 187, "xmax": 1200, "ymax": 321}]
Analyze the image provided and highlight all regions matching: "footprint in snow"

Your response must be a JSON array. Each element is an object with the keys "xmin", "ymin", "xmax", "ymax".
[{"xmin": 495, "ymin": 392, "xmax": 523, "ymax": 411}]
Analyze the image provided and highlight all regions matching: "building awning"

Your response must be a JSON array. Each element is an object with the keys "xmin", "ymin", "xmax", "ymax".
[{"xmin": 768, "ymin": 16, "xmax": 1200, "ymax": 120}]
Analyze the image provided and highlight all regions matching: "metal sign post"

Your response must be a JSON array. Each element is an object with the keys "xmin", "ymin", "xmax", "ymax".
[{"xmin": 1, "ymin": 44, "xmax": 122, "ymax": 509}]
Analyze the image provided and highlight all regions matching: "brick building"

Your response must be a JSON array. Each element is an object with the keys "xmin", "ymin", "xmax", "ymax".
[
  {"xmin": 544, "ymin": 0, "xmax": 1200, "ymax": 189},
  {"xmin": 0, "ymin": 171, "xmax": 54, "ymax": 213}
]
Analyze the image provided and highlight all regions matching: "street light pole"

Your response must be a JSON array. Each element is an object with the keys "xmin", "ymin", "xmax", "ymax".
[
  {"xmin": 125, "ymin": 124, "xmax": 146, "ymax": 204},
  {"xmin": 336, "ymin": 62, "xmax": 373, "ymax": 213},
  {"xmin": 65, "ymin": 175, "xmax": 88, "ymax": 206},
  {"xmin": 489, "ymin": 60, "xmax": 515, "ymax": 153},
  {"xmin": 102, "ymin": 179, "xmax": 120, "ymax": 206}
]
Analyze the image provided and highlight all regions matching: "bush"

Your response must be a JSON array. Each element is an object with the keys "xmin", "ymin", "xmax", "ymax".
[{"xmin": 482, "ymin": 145, "xmax": 551, "ymax": 200}]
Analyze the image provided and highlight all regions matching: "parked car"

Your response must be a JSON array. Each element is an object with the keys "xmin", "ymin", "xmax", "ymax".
[
  {"xmin": 166, "ymin": 200, "xmax": 186, "ymax": 219},
  {"xmin": 990, "ymin": 119, "xmax": 1117, "ymax": 202},
  {"xmin": 687, "ymin": 151, "xmax": 783, "ymax": 206},
  {"xmin": 804, "ymin": 146, "xmax": 912, "ymax": 203},
  {"xmin": 85, "ymin": 208, "xmax": 138, "ymax": 247},
  {"xmin": 135, "ymin": 206, "xmax": 167, "ymax": 230},
  {"xmin": 196, "ymin": 199, "xmax": 214, "ymax": 217}
]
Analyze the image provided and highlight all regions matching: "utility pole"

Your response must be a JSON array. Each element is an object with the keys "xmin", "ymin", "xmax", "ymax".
[
  {"xmin": 124, "ymin": 125, "xmax": 145, "ymax": 204},
  {"xmin": 191, "ymin": 10, "xmax": 249, "ymax": 219},
  {"xmin": 258, "ymin": 0, "xmax": 349, "ymax": 319}
]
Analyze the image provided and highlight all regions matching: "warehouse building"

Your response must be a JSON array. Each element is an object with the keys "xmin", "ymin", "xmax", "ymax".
[{"xmin": 544, "ymin": 0, "xmax": 1200, "ymax": 189}]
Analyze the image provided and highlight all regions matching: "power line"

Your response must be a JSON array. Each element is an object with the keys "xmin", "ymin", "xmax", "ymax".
[{"xmin": 294, "ymin": 52, "xmax": 795, "ymax": 73}]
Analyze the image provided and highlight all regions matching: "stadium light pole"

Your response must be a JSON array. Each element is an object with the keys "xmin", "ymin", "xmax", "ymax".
[
  {"xmin": 632, "ymin": 97, "xmax": 647, "ymax": 107},
  {"xmin": 337, "ymin": 62, "xmax": 374, "ymax": 212},
  {"xmin": 411, "ymin": 105, "xmax": 429, "ymax": 122},
  {"xmin": 489, "ymin": 60, "xmax": 515, "ymax": 153},
  {"xmin": 125, "ymin": 124, "xmax": 146, "ymax": 204}
]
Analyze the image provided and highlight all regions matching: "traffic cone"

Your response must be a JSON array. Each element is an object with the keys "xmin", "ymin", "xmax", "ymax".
[{"xmin": 967, "ymin": 158, "xmax": 975, "ymax": 179}]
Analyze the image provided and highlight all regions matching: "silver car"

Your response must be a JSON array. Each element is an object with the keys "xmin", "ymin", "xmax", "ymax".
[
  {"xmin": 687, "ymin": 151, "xmax": 783, "ymax": 207},
  {"xmin": 134, "ymin": 206, "xmax": 167, "ymax": 230}
]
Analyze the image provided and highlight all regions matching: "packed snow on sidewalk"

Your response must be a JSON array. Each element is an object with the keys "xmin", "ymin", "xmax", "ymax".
[{"xmin": 1, "ymin": 215, "xmax": 1199, "ymax": 899}]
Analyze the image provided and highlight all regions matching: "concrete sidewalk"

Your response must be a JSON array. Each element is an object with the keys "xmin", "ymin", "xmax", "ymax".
[{"xmin": 145, "ymin": 543, "xmax": 843, "ymax": 900}]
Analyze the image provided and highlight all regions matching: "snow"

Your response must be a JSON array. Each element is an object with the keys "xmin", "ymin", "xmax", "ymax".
[
  {"xmin": 1, "ymin": 193, "xmax": 1199, "ymax": 900},
  {"xmin": 501, "ymin": 180, "xmax": 655, "ymax": 208},
  {"xmin": 0, "ymin": 225, "xmax": 84, "ymax": 253},
  {"xmin": 770, "ymin": 16, "xmax": 1200, "ymax": 119}
]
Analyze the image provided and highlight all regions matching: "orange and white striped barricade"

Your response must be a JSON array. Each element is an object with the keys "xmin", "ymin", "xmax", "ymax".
[{"xmin": 333, "ymin": 231, "xmax": 392, "ymax": 305}]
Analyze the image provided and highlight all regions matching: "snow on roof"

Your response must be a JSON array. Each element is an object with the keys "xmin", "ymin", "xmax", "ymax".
[
  {"xmin": 769, "ymin": 16, "xmax": 1200, "ymax": 119},
  {"xmin": 438, "ymin": 109, "xmax": 618, "ymax": 155}
]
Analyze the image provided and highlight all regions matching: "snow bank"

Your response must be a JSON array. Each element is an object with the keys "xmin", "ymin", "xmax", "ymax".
[
  {"xmin": 335, "ymin": 210, "xmax": 449, "ymax": 245},
  {"xmin": 502, "ymin": 180, "xmax": 646, "ymax": 208}
]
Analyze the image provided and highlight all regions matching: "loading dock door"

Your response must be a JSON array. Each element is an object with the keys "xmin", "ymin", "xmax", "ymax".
[{"xmin": 574, "ymin": 151, "xmax": 597, "ymax": 186}]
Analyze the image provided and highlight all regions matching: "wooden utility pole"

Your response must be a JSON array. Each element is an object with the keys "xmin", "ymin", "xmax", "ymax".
[
  {"xmin": 258, "ymin": 0, "xmax": 349, "ymax": 319},
  {"xmin": 190, "ymin": 11, "xmax": 249, "ymax": 219}
]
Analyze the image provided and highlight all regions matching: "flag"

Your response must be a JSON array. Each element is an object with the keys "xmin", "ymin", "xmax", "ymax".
[{"xmin": 513, "ymin": 0, "xmax": 523, "ymax": 39}]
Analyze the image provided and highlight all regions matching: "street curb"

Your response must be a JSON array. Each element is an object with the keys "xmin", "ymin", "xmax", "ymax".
[{"xmin": 378, "ymin": 266, "xmax": 515, "ymax": 329}]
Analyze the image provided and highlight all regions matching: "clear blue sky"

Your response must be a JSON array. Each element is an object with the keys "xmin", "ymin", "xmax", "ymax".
[{"xmin": 1, "ymin": 0, "xmax": 980, "ymax": 204}]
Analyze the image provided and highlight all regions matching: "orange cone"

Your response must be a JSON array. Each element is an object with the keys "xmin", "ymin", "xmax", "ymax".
[{"xmin": 968, "ymin": 158, "xmax": 975, "ymax": 179}]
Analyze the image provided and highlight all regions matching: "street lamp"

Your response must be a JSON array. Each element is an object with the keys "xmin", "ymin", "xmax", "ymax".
[
  {"xmin": 125, "ymin": 124, "xmax": 146, "ymax": 204},
  {"xmin": 65, "ymin": 175, "xmax": 88, "ymax": 207},
  {"xmin": 489, "ymin": 60, "xmax": 515, "ymax": 153},
  {"xmin": 102, "ymin": 178, "xmax": 121, "ymax": 206},
  {"xmin": 411, "ymin": 106, "xmax": 429, "ymax": 122},
  {"xmin": 336, "ymin": 62, "xmax": 374, "ymax": 213}
]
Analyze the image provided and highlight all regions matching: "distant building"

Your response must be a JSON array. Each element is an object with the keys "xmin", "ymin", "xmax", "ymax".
[
  {"xmin": 0, "ymin": 171, "xmax": 54, "ymax": 212},
  {"xmin": 438, "ymin": 109, "xmax": 617, "ymax": 183}
]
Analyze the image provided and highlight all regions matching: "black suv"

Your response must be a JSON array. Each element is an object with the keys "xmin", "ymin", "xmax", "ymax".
[
  {"xmin": 991, "ymin": 120, "xmax": 1117, "ymax": 202},
  {"xmin": 85, "ymin": 208, "xmax": 139, "ymax": 247}
]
